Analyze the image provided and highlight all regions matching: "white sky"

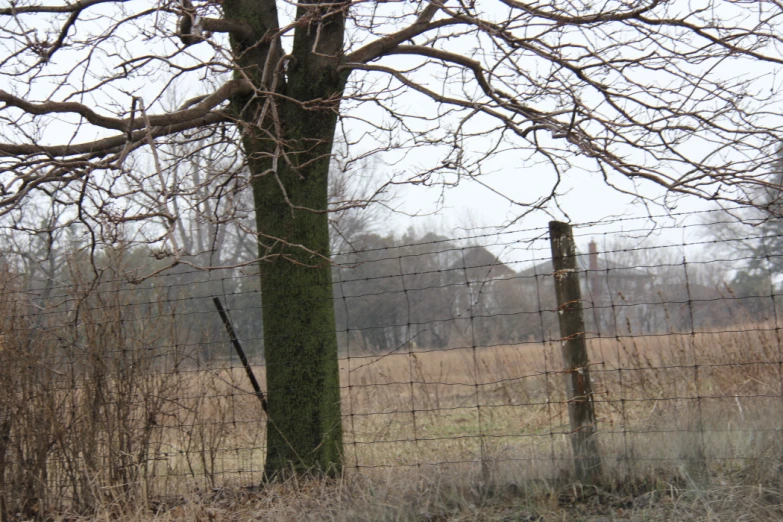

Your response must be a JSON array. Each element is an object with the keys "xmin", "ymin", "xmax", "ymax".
[
  {"xmin": 374, "ymin": 133, "xmax": 718, "ymax": 259},
  {"xmin": 1, "ymin": 0, "xmax": 778, "ymax": 269}
]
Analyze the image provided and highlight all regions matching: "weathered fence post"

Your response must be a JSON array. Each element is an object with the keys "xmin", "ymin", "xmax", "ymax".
[{"xmin": 548, "ymin": 221, "xmax": 602, "ymax": 483}]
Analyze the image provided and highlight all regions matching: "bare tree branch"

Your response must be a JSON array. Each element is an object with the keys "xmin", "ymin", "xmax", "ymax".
[
  {"xmin": 0, "ymin": 79, "xmax": 252, "ymax": 135},
  {"xmin": 0, "ymin": 0, "xmax": 125, "ymax": 15}
]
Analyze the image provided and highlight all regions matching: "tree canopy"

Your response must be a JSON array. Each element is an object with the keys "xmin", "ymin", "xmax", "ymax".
[{"xmin": 2, "ymin": 1, "xmax": 783, "ymax": 238}]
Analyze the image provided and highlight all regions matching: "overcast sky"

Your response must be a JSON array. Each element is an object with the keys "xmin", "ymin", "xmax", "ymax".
[{"xmin": 2, "ymin": 0, "xmax": 776, "ymax": 270}]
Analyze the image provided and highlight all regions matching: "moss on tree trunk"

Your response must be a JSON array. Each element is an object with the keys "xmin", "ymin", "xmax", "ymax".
[
  {"xmin": 249, "ymin": 135, "xmax": 344, "ymax": 476},
  {"xmin": 225, "ymin": 0, "xmax": 347, "ymax": 477}
]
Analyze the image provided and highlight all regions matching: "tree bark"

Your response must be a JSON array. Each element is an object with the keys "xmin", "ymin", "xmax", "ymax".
[{"xmin": 223, "ymin": 0, "xmax": 347, "ymax": 476}]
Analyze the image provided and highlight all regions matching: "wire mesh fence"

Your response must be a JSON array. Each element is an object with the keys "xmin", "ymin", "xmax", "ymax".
[{"xmin": 1, "ymin": 208, "xmax": 782, "ymax": 514}]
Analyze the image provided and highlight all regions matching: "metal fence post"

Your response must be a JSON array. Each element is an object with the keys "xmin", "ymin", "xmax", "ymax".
[{"xmin": 548, "ymin": 221, "xmax": 602, "ymax": 483}]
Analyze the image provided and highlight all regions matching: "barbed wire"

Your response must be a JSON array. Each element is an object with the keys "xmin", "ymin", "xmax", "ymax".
[{"xmin": 0, "ymin": 211, "xmax": 781, "ymax": 507}]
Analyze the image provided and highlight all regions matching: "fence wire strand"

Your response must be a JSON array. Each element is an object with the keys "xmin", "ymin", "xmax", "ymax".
[{"xmin": 0, "ymin": 214, "xmax": 782, "ymax": 511}]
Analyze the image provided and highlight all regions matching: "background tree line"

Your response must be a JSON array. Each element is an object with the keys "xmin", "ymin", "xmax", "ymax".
[{"xmin": 3, "ymin": 208, "xmax": 776, "ymax": 366}]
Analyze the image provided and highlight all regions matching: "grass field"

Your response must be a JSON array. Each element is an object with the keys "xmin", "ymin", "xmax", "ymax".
[
  {"xmin": 3, "ymin": 310, "xmax": 783, "ymax": 520},
  {"xmin": 161, "ymin": 325, "xmax": 783, "ymax": 475},
  {"xmin": 102, "ymin": 325, "xmax": 783, "ymax": 520}
]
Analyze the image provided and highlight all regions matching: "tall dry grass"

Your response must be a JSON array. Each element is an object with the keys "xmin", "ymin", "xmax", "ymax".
[
  {"xmin": 340, "ymin": 325, "xmax": 783, "ymax": 485},
  {"xmin": 1, "ymin": 260, "xmax": 782, "ymax": 519}
]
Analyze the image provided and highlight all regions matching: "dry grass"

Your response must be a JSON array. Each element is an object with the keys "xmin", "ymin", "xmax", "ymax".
[
  {"xmin": 47, "ymin": 467, "xmax": 783, "ymax": 521},
  {"xmin": 2, "ymin": 263, "xmax": 783, "ymax": 520},
  {"xmin": 58, "ymin": 328, "xmax": 783, "ymax": 521}
]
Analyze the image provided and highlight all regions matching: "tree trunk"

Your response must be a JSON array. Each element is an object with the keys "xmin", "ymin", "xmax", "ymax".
[
  {"xmin": 248, "ymin": 121, "xmax": 344, "ymax": 475},
  {"xmin": 224, "ymin": 0, "xmax": 347, "ymax": 476},
  {"xmin": 253, "ymin": 168, "xmax": 343, "ymax": 475}
]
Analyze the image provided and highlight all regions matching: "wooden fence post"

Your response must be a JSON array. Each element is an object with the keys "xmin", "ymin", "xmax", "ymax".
[{"xmin": 548, "ymin": 221, "xmax": 601, "ymax": 483}]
